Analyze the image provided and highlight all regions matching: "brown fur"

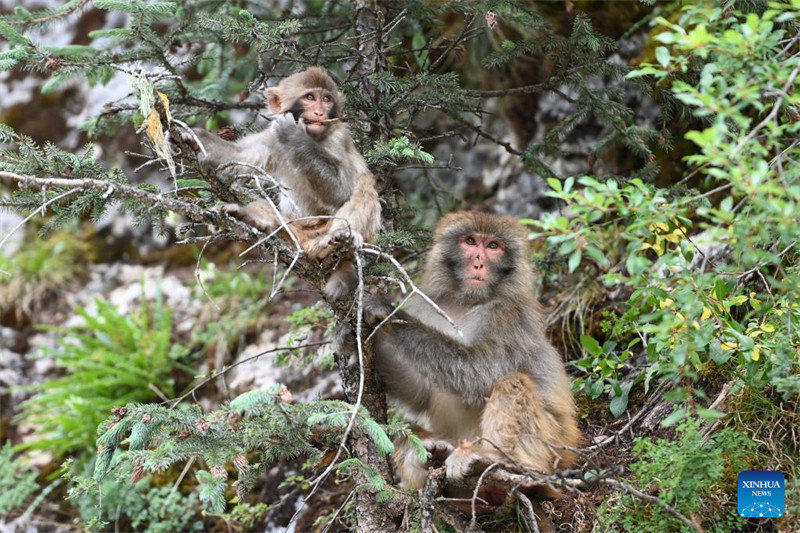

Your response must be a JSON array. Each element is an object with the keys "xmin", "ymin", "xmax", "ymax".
[{"xmin": 367, "ymin": 212, "xmax": 583, "ymax": 501}]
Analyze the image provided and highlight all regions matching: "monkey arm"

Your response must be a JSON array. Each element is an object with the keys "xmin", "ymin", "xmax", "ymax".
[
  {"xmin": 270, "ymin": 113, "xmax": 340, "ymax": 184},
  {"xmin": 329, "ymin": 170, "xmax": 381, "ymax": 244},
  {"xmin": 186, "ymin": 129, "xmax": 272, "ymax": 169},
  {"xmin": 375, "ymin": 317, "xmax": 514, "ymax": 405}
]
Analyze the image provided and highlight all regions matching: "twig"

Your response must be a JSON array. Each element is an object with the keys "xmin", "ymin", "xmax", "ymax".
[
  {"xmin": 172, "ymin": 457, "xmax": 195, "ymax": 492},
  {"xmin": 515, "ymin": 492, "xmax": 540, "ymax": 533},
  {"xmin": 321, "ymin": 489, "xmax": 355, "ymax": 533},
  {"xmin": 194, "ymin": 237, "xmax": 221, "ymax": 312},
  {"xmin": 364, "ymin": 291, "xmax": 413, "ymax": 342},
  {"xmin": 12, "ymin": 0, "xmax": 90, "ymax": 26},
  {"xmin": 600, "ymin": 478, "xmax": 703, "ymax": 533},
  {"xmin": 470, "ymin": 462, "xmax": 500, "ymax": 530},
  {"xmin": 731, "ymin": 66, "xmax": 799, "ymax": 156}
]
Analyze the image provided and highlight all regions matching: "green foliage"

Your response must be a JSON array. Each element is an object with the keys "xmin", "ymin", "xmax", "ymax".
[
  {"xmin": 0, "ymin": 443, "xmax": 39, "ymax": 514},
  {"xmin": 366, "ymin": 137, "xmax": 435, "ymax": 166},
  {"xmin": 531, "ymin": 1, "xmax": 800, "ymax": 421},
  {"xmin": 599, "ymin": 419, "xmax": 752, "ymax": 532},
  {"xmin": 478, "ymin": 1, "xmax": 666, "ymax": 177},
  {"xmin": 18, "ymin": 294, "xmax": 188, "ymax": 457},
  {"xmin": 69, "ymin": 471, "xmax": 203, "ymax": 533},
  {"xmin": 0, "ymin": 133, "xmax": 167, "ymax": 231},
  {"xmin": 90, "ymin": 389, "xmax": 395, "ymax": 515},
  {"xmin": 222, "ymin": 501, "xmax": 268, "ymax": 529}
]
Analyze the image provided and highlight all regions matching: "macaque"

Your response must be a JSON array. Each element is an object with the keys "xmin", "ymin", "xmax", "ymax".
[
  {"xmin": 365, "ymin": 211, "xmax": 582, "ymax": 494},
  {"xmin": 184, "ymin": 67, "xmax": 381, "ymax": 298}
]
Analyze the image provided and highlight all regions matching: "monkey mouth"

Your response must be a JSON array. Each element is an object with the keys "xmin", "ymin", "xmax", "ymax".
[
  {"xmin": 304, "ymin": 121, "xmax": 326, "ymax": 135},
  {"xmin": 467, "ymin": 276, "xmax": 486, "ymax": 284}
]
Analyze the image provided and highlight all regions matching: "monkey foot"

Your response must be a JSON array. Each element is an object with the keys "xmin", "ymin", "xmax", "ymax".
[{"xmin": 444, "ymin": 440, "xmax": 480, "ymax": 481}]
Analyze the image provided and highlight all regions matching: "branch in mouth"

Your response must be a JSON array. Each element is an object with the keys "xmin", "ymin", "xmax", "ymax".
[{"xmin": 306, "ymin": 118, "xmax": 341, "ymax": 125}]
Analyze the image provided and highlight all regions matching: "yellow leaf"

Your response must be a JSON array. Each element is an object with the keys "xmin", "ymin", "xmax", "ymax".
[
  {"xmin": 720, "ymin": 341, "xmax": 738, "ymax": 350},
  {"xmin": 142, "ymin": 109, "xmax": 164, "ymax": 144},
  {"xmin": 752, "ymin": 347, "xmax": 760, "ymax": 361},
  {"xmin": 676, "ymin": 312, "xmax": 685, "ymax": 321},
  {"xmin": 748, "ymin": 330, "xmax": 763, "ymax": 338},
  {"xmin": 659, "ymin": 299, "xmax": 674, "ymax": 309},
  {"xmin": 701, "ymin": 307, "xmax": 712, "ymax": 321},
  {"xmin": 692, "ymin": 321, "xmax": 700, "ymax": 330},
  {"xmin": 157, "ymin": 91, "xmax": 171, "ymax": 121},
  {"xmin": 761, "ymin": 323, "xmax": 775, "ymax": 333}
]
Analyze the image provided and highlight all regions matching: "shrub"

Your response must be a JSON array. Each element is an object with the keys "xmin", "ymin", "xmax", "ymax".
[{"xmin": 599, "ymin": 419, "xmax": 752, "ymax": 532}]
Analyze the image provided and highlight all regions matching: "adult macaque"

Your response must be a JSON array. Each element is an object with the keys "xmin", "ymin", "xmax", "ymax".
[
  {"xmin": 185, "ymin": 67, "xmax": 381, "ymax": 298},
  {"xmin": 365, "ymin": 211, "xmax": 582, "ymax": 495}
]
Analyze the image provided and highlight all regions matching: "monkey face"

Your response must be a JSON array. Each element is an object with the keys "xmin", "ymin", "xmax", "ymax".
[
  {"xmin": 288, "ymin": 88, "xmax": 338, "ymax": 140},
  {"xmin": 450, "ymin": 233, "xmax": 511, "ymax": 300}
]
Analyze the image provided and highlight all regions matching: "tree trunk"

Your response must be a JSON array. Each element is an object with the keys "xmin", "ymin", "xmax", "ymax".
[{"xmin": 335, "ymin": 3, "xmax": 399, "ymax": 532}]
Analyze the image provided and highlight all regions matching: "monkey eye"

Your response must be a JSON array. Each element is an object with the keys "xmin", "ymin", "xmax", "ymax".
[
  {"xmin": 465, "ymin": 236, "xmax": 477, "ymax": 246},
  {"xmin": 322, "ymin": 95, "xmax": 331, "ymax": 102},
  {"xmin": 304, "ymin": 93, "xmax": 315, "ymax": 100},
  {"xmin": 487, "ymin": 241, "xmax": 500, "ymax": 249}
]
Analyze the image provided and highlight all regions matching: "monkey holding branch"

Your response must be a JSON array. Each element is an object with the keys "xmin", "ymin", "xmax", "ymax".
[
  {"xmin": 363, "ymin": 212, "xmax": 583, "ymax": 506},
  {"xmin": 184, "ymin": 67, "xmax": 381, "ymax": 299}
]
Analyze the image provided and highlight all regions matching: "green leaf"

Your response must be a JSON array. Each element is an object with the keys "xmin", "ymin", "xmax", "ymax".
[
  {"xmin": 660, "ymin": 408, "xmax": 687, "ymax": 427},
  {"xmin": 696, "ymin": 407, "xmax": 726, "ymax": 421},
  {"xmin": 0, "ymin": 20, "xmax": 30, "ymax": 45},
  {"xmin": 655, "ymin": 46, "xmax": 670, "ymax": 68},
  {"xmin": 609, "ymin": 392, "xmax": 628, "ymax": 418},
  {"xmin": 580, "ymin": 334, "xmax": 602, "ymax": 356},
  {"xmin": 568, "ymin": 249, "xmax": 582, "ymax": 273}
]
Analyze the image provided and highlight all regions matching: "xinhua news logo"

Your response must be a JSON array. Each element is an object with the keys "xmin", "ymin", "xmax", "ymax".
[{"xmin": 737, "ymin": 470, "xmax": 785, "ymax": 518}]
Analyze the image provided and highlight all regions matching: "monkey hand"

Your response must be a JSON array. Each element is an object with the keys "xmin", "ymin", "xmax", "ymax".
[
  {"xmin": 270, "ymin": 112, "xmax": 308, "ymax": 141},
  {"xmin": 444, "ymin": 440, "xmax": 481, "ymax": 482},
  {"xmin": 171, "ymin": 128, "xmax": 228, "ymax": 170}
]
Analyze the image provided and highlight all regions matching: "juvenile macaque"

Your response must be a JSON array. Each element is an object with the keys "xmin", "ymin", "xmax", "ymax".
[
  {"xmin": 185, "ymin": 67, "xmax": 381, "ymax": 298},
  {"xmin": 365, "ymin": 211, "xmax": 582, "ymax": 493}
]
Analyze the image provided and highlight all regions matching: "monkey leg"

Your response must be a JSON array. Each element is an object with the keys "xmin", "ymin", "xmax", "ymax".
[
  {"xmin": 223, "ymin": 200, "xmax": 334, "ymax": 255},
  {"xmin": 479, "ymin": 372, "xmax": 579, "ymax": 475},
  {"xmin": 223, "ymin": 199, "xmax": 281, "ymax": 231}
]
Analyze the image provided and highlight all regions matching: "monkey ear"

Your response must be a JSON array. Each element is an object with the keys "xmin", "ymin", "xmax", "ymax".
[{"xmin": 265, "ymin": 87, "xmax": 282, "ymax": 114}]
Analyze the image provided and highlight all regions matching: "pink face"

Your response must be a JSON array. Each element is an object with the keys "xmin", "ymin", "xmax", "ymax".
[
  {"xmin": 299, "ymin": 88, "xmax": 335, "ymax": 136},
  {"xmin": 459, "ymin": 234, "xmax": 505, "ymax": 285}
]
